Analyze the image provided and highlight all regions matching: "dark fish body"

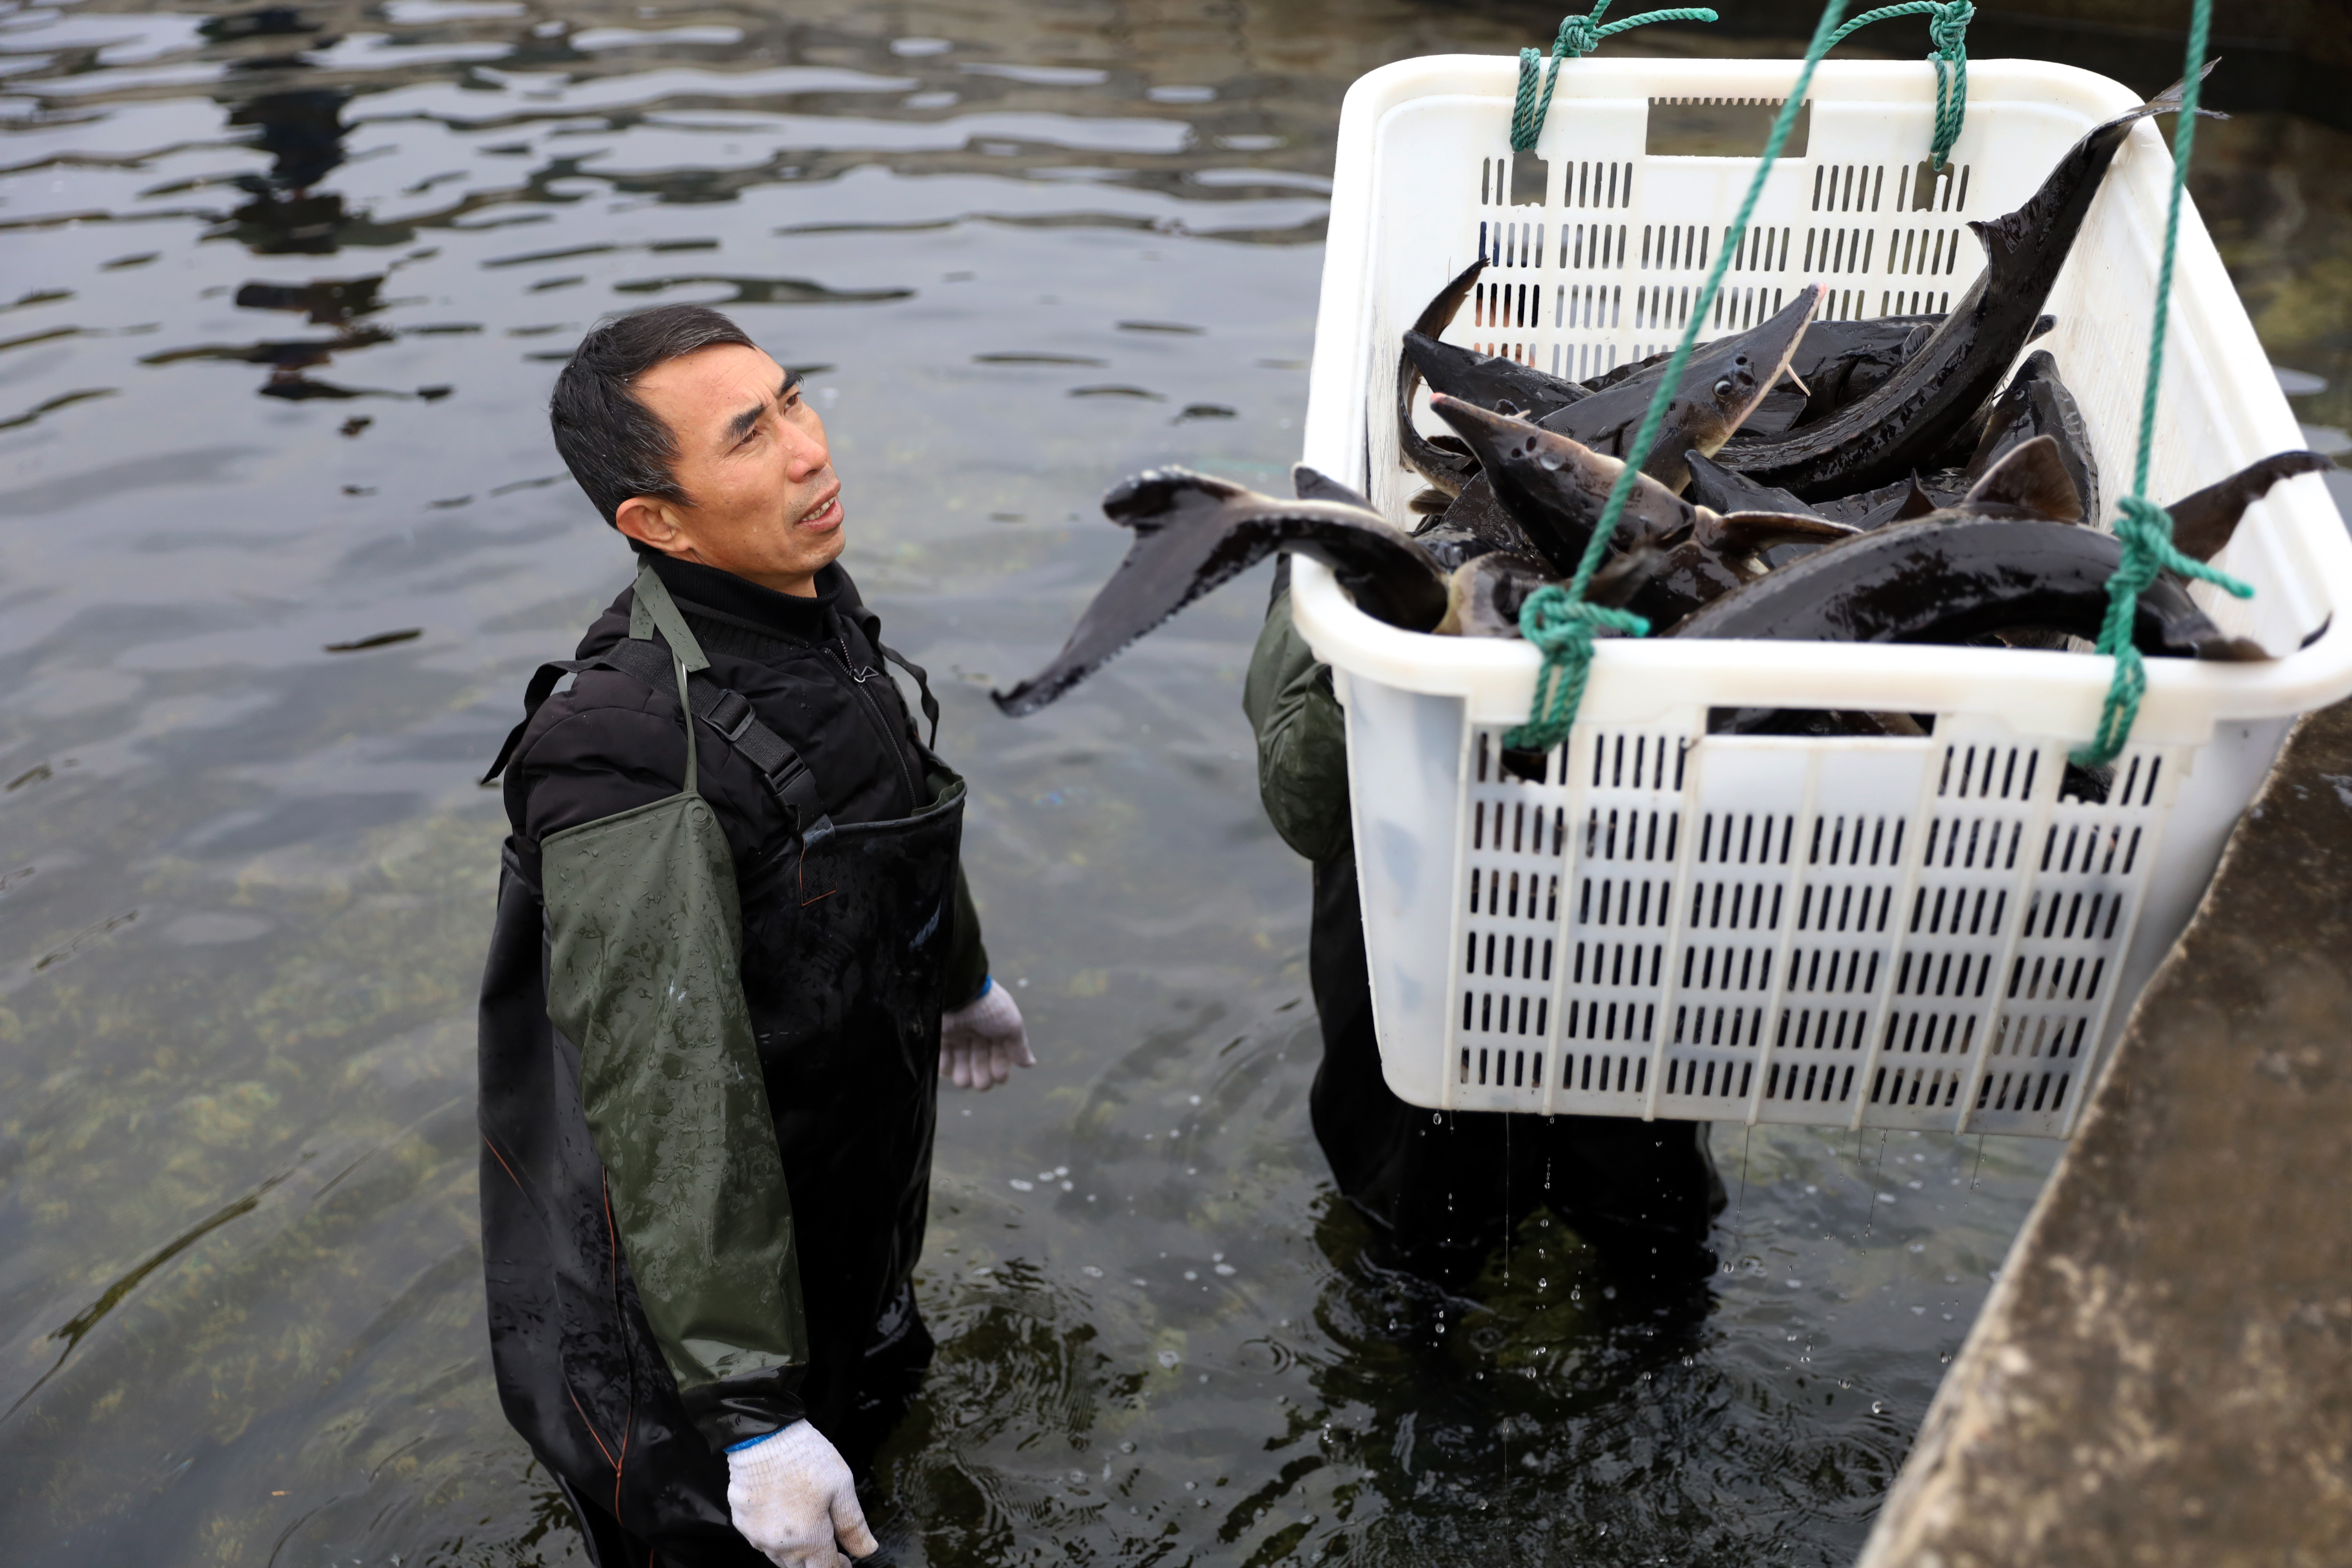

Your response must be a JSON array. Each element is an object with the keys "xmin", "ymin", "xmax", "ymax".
[
  {"xmin": 1414, "ymin": 474, "xmax": 1545, "ymax": 570},
  {"xmin": 1967, "ymin": 350, "xmax": 2100, "ymax": 523},
  {"xmin": 1534, "ymin": 285, "xmax": 1824, "ymax": 492},
  {"xmin": 1813, "ymin": 469, "xmax": 1971, "ymax": 527},
  {"xmin": 2162, "ymin": 449, "xmax": 2331, "ymax": 562},
  {"xmin": 1403, "ymin": 331, "xmax": 1591, "ymax": 424},
  {"xmin": 1431, "ymin": 395, "xmax": 1701, "ymax": 574},
  {"xmin": 1684, "ymin": 449, "xmax": 1823, "ymax": 519},
  {"xmin": 993, "ymin": 468, "xmax": 1446, "ymax": 716},
  {"xmin": 1429, "ymin": 395, "xmax": 1854, "ymax": 624},
  {"xmin": 1731, "ymin": 312, "xmax": 1939, "ymax": 437},
  {"xmin": 1794, "ymin": 314, "xmax": 1939, "ymax": 412},
  {"xmin": 1666, "ymin": 512, "xmax": 2255, "ymax": 659},
  {"xmin": 1777, "ymin": 311, "xmax": 2054, "ymax": 435},
  {"xmin": 1723, "ymin": 88, "xmax": 2191, "ymax": 499},
  {"xmin": 1396, "ymin": 258, "xmax": 1485, "ymax": 495}
]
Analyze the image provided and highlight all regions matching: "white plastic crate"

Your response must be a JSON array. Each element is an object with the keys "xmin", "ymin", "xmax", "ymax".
[{"xmin": 1291, "ymin": 55, "xmax": 2352, "ymax": 1136}]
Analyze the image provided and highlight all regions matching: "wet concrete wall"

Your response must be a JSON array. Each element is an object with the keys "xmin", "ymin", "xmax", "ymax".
[{"xmin": 1858, "ymin": 697, "xmax": 2352, "ymax": 1565}]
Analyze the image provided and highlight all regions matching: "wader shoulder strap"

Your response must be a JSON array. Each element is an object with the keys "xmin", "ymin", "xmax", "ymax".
[
  {"xmin": 877, "ymin": 642, "xmax": 940, "ymax": 750},
  {"xmin": 479, "ymin": 568, "xmax": 836, "ymax": 847},
  {"xmin": 594, "ymin": 636, "xmax": 836, "ymax": 847},
  {"xmin": 480, "ymin": 654, "xmax": 603, "ymax": 787}
]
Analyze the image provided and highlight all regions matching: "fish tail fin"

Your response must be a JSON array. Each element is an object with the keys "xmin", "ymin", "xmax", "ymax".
[
  {"xmin": 1974, "ymin": 66, "xmax": 2228, "ymax": 279},
  {"xmin": 2167, "ymin": 448, "xmax": 2334, "ymax": 561},
  {"xmin": 1414, "ymin": 256, "xmax": 1487, "ymax": 339},
  {"xmin": 2142, "ymin": 61, "xmax": 2229, "ymax": 123}
]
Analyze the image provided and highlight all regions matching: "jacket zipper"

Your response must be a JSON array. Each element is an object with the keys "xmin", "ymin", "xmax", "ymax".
[{"xmin": 829, "ymin": 614, "xmax": 921, "ymax": 813}]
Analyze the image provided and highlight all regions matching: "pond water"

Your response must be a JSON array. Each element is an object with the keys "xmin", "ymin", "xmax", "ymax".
[{"xmin": 2, "ymin": 3, "xmax": 2344, "ymax": 1563}]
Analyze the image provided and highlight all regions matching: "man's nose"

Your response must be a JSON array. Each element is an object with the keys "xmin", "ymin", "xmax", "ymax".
[{"xmin": 779, "ymin": 416, "xmax": 828, "ymax": 480}]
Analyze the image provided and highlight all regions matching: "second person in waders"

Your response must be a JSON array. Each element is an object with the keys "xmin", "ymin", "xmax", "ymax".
[
  {"xmin": 1245, "ymin": 560, "xmax": 1725, "ymax": 1306},
  {"xmin": 477, "ymin": 304, "xmax": 1034, "ymax": 1566}
]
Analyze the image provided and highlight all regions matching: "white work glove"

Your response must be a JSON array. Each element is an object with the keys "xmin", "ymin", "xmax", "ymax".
[
  {"xmin": 724, "ymin": 1420, "xmax": 876, "ymax": 1566},
  {"xmin": 939, "ymin": 976, "xmax": 1035, "ymax": 1092}
]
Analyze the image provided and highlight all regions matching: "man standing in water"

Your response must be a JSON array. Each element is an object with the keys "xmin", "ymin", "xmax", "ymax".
[
  {"xmin": 478, "ymin": 304, "xmax": 1033, "ymax": 1566},
  {"xmin": 1245, "ymin": 563, "xmax": 1724, "ymax": 1292}
]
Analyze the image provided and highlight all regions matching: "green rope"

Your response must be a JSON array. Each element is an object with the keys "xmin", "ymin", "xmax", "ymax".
[
  {"xmin": 1508, "ymin": 0, "xmax": 1852, "ymax": 753},
  {"xmin": 2073, "ymin": 0, "xmax": 2252, "ymax": 767},
  {"xmin": 1514, "ymin": 593, "xmax": 1652, "ymax": 749},
  {"xmin": 1511, "ymin": 1, "xmax": 1721, "ymax": 154},
  {"xmin": 1823, "ymin": 2, "xmax": 1975, "ymax": 169}
]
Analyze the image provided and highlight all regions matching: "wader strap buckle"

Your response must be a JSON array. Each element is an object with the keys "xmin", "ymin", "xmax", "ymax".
[
  {"xmin": 706, "ymin": 688, "xmax": 758, "ymax": 743},
  {"xmin": 580, "ymin": 634, "xmax": 839, "ymax": 848}
]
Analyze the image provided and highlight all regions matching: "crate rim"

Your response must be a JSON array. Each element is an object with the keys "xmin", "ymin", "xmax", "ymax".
[{"xmin": 1292, "ymin": 52, "xmax": 2352, "ymax": 751}]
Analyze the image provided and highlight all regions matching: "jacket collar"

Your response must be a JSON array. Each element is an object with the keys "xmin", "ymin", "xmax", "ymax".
[{"xmin": 643, "ymin": 552, "xmax": 842, "ymax": 645}]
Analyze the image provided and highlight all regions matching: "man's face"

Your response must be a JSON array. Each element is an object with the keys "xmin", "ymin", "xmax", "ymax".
[{"xmin": 616, "ymin": 342, "xmax": 844, "ymax": 595}]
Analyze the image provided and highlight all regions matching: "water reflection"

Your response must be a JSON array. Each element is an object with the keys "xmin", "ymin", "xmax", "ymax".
[{"xmin": 0, "ymin": 0, "xmax": 2332, "ymax": 1562}]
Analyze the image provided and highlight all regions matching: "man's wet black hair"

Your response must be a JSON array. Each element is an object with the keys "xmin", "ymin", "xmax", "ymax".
[{"xmin": 550, "ymin": 303, "xmax": 756, "ymax": 527}]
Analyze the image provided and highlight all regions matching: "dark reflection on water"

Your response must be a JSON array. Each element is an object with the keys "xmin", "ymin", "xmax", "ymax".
[{"xmin": 0, "ymin": 2, "xmax": 2337, "ymax": 1562}]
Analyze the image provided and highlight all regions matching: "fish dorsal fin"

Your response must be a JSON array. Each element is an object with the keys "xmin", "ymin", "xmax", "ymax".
[
  {"xmin": 1293, "ymin": 463, "xmax": 1371, "ymax": 508},
  {"xmin": 1713, "ymin": 511, "xmax": 1860, "ymax": 550},
  {"xmin": 1963, "ymin": 434, "xmax": 2083, "ymax": 520},
  {"xmin": 1893, "ymin": 476, "xmax": 1940, "ymax": 522},
  {"xmin": 1102, "ymin": 466, "xmax": 1242, "ymax": 533}
]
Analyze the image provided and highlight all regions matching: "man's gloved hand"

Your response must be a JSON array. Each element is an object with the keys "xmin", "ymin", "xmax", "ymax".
[
  {"xmin": 939, "ymin": 976, "xmax": 1035, "ymax": 1092},
  {"xmin": 724, "ymin": 1420, "xmax": 877, "ymax": 1566}
]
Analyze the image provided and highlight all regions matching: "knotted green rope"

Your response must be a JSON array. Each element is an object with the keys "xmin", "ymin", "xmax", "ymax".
[
  {"xmin": 1508, "ymin": 0, "xmax": 1852, "ymax": 753},
  {"xmin": 2072, "ymin": 0, "xmax": 2251, "ymax": 768},
  {"xmin": 1824, "ymin": 1, "xmax": 1975, "ymax": 168},
  {"xmin": 1514, "ymin": 593, "xmax": 1652, "ymax": 749},
  {"xmin": 2074, "ymin": 498, "xmax": 2252, "ymax": 764},
  {"xmin": 1511, "ymin": 1, "xmax": 1721, "ymax": 153}
]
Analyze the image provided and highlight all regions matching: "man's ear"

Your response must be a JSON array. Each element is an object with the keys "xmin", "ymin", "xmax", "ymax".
[{"xmin": 615, "ymin": 495, "xmax": 686, "ymax": 556}]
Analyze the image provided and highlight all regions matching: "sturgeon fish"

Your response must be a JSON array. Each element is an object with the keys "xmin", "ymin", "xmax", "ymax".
[
  {"xmin": 1528, "ymin": 283, "xmax": 1824, "ymax": 493},
  {"xmin": 1721, "ymin": 77, "xmax": 2212, "ymax": 499},
  {"xmin": 1429, "ymin": 393, "xmax": 1856, "ymax": 624},
  {"xmin": 992, "ymin": 468, "xmax": 1447, "ymax": 715},
  {"xmin": 1966, "ymin": 350, "xmax": 2100, "ymax": 524},
  {"xmin": 1668, "ymin": 437, "xmax": 2263, "ymax": 657},
  {"xmin": 1395, "ymin": 257, "xmax": 1487, "ymax": 496},
  {"xmin": 1400, "ymin": 332, "xmax": 1591, "ymax": 428}
]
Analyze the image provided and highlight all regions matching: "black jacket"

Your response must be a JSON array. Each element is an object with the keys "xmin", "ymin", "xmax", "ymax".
[{"xmin": 503, "ymin": 553, "xmax": 987, "ymax": 1001}]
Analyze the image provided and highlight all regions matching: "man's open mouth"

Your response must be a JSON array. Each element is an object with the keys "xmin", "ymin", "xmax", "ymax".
[{"xmin": 796, "ymin": 488, "xmax": 841, "ymax": 527}]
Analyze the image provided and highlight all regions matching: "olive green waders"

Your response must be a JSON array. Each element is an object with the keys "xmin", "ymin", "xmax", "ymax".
[{"xmin": 479, "ymin": 564, "xmax": 966, "ymax": 1562}]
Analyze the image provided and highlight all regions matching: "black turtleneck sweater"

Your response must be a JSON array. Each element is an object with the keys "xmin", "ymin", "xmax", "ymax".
[{"xmin": 500, "ymin": 552, "xmax": 986, "ymax": 1002}]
